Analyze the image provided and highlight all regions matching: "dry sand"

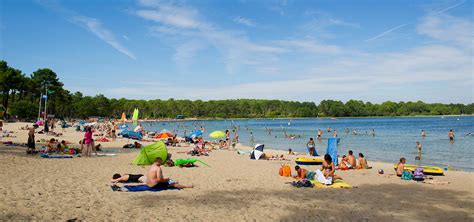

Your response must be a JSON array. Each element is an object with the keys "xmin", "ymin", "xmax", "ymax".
[{"xmin": 0, "ymin": 122, "xmax": 473, "ymax": 221}]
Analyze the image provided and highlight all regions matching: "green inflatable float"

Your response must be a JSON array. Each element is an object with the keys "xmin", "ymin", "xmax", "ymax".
[
  {"xmin": 175, "ymin": 158, "xmax": 210, "ymax": 167},
  {"xmin": 131, "ymin": 141, "xmax": 168, "ymax": 165}
]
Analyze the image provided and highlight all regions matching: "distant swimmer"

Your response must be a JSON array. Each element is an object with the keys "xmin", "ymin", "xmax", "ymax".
[
  {"xmin": 352, "ymin": 129, "xmax": 358, "ymax": 135},
  {"xmin": 326, "ymin": 127, "xmax": 331, "ymax": 132},
  {"xmin": 421, "ymin": 129, "xmax": 426, "ymax": 138},
  {"xmin": 333, "ymin": 130, "xmax": 338, "ymax": 138},
  {"xmin": 416, "ymin": 141, "xmax": 422, "ymax": 160},
  {"xmin": 448, "ymin": 129, "xmax": 455, "ymax": 141}
]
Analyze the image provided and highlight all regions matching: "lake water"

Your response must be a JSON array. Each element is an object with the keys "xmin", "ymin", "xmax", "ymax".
[{"xmin": 132, "ymin": 116, "xmax": 474, "ymax": 171}]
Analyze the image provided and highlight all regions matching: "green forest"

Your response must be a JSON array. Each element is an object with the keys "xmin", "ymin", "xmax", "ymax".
[{"xmin": 1, "ymin": 60, "xmax": 473, "ymax": 119}]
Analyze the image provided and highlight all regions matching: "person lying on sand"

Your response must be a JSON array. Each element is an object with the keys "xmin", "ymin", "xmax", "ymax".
[
  {"xmin": 112, "ymin": 174, "xmax": 147, "ymax": 183},
  {"xmin": 356, "ymin": 153, "xmax": 370, "ymax": 169},
  {"xmin": 147, "ymin": 157, "xmax": 193, "ymax": 189}
]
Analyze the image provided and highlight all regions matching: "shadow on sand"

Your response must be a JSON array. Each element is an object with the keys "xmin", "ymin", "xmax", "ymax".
[{"xmin": 134, "ymin": 183, "xmax": 474, "ymax": 221}]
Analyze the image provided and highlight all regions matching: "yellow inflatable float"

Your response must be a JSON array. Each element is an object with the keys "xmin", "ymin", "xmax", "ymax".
[
  {"xmin": 393, "ymin": 164, "xmax": 444, "ymax": 176},
  {"xmin": 295, "ymin": 157, "xmax": 323, "ymax": 165}
]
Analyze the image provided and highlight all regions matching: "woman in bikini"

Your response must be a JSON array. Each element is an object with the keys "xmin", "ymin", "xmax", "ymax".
[{"xmin": 321, "ymin": 154, "xmax": 341, "ymax": 180}]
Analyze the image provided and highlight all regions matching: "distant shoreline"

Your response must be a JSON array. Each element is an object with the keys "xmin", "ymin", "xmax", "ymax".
[{"xmin": 134, "ymin": 114, "xmax": 473, "ymax": 122}]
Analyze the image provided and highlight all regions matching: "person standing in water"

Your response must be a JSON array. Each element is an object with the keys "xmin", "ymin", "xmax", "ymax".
[
  {"xmin": 421, "ymin": 129, "xmax": 426, "ymax": 138},
  {"xmin": 317, "ymin": 129, "xmax": 322, "ymax": 139},
  {"xmin": 448, "ymin": 129, "xmax": 455, "ymax": 141},
  {"xmin": 416, "ymin": 141, "xmax": 422, "ymax": 160},
  {"xmin": 371, "ymin": 129, "xmax": 375, "ymax": 137},
  {"xmin": 333, "ymin": 130, "xmax": 337, "ymax": 138},
  {"xmin": 306, "ymin": 138, "xmax": 316, "ymax": 156}
]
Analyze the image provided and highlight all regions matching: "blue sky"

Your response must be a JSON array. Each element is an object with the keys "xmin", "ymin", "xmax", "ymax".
[{"xmin": 1, "ymin": 0, "xmax": 472, "ymax": 103}]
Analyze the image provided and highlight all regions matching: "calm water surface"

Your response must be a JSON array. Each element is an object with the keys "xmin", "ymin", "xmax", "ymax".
[{"xmin": 131, "ymin": 116, "xmax": 474, "ymax": 171}]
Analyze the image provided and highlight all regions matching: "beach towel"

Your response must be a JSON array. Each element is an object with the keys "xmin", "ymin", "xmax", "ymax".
[
  {"xmin": 311, "ymin": 179, "xmax": 352, "ymax": 189},
  {"xmin": 40, "ymin": 153, "xmax": 73, "ymax": 158},
  {"xmin": 123, "ymin": 185, "xmax": 180, "ymax": 192},
  {"xmin": 314, "ymin": 169, "xmax": 332, "ymax": 185},
  {"xmin": 326, "ymin": 138, "xmax": 338, "ymax": 166}
]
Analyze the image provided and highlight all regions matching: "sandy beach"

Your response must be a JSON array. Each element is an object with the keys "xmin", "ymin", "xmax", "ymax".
[{"xmin": 0, "ymin": 121, "xmax": 473, "ymax": 221}]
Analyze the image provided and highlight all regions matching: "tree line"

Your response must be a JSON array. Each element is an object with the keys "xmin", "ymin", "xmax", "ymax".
[{"xmin": 1, "ymin": 60, "xmax": 473, "ymax": 119}]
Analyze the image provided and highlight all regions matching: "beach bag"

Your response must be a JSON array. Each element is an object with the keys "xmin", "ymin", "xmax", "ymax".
[
  {"xmin": 401, "ymin": 171, "xmax": 413, "ymax": 180},
  {"xmin": 279, "ymin": 165, "xmax": 291, "ymax": 177},
  {"xmin": 413, "ymin": 168, "xmax": 424, "ymax": 181}
]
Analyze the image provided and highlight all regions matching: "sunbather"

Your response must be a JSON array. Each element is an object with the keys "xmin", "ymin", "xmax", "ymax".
[
  {"xmin": 347, "ymin": 150, "xmax": 356, "ymax": 168},
  {"xmin": 396, "ymin": 157, "xmax": 408, "ymax": 177},
  {"xmin": 112, "ymin": 173, "xmax": 147, "ymax": 183},
  {"xmin": 294, "ymin": 165, "xmax": 308, "ymax": 180},
  {"xmin": 356, "ymin": 153, "xmax": 369, "ymax": 169},
  {"xmin": 146, "ymin": 157, "xmax": 193, "ymax": 189}
]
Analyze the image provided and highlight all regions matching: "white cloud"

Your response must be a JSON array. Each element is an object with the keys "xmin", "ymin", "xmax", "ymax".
[
  {"xmin": 134, "ymin": 0, "xmax": 285, "ymax": 74},
  {"xmin": 73, "ymin": 16, "xmax": 136, "ymax": 60},
  {"xmin": 418, "ymin": 14, "xmax": 473, "ymax": 49},
  {"xmin": 233, "ymin": 17, "xmax": 255, "ymax": 27}
]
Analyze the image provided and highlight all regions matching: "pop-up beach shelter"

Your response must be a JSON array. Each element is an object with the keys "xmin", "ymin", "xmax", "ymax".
[
  {"xmin": 250, "ymin": 144, "xmax": 265, "ymax": 160},
  {"xmin": 132, "ymin": 141, "xmax": 168, "ymax": 165},
  {"xmin": 326, "ymin": 138, "xmax": 338, "ymax": 166}
]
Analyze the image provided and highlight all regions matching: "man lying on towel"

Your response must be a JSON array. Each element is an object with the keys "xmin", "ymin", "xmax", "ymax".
[{"xmin": 147, "ymin": 157, "xmax": 193, "ymax": 189}]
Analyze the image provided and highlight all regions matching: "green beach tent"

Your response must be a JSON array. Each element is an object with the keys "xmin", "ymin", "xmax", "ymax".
[{"xmin": 131, "ymin": 141, "xmax": 168, "ymax": 165}]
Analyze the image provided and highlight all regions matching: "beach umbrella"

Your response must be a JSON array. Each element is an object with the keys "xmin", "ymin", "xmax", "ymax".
[
  {"xmin": 209, "ymin": 130, "xmax": 225, "ymax": 138},
  {"xmin": 132, "ymin": 141, "xmax": 168, "ymax": 165},
  {"xmin": 250, "ymin": 144, "xmax": 265, "ymax": 160},
  {"xmin": 155, "ymin": 132, "xmax": 174, "ymax": 139},
  {"xmin": 189, "ymin": 130, "xmax": 203, "ymax": 138}
]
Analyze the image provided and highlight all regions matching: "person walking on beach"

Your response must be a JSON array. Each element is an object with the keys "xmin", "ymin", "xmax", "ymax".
[
  {"xmin": 232, "ymin": 129, "xmax": 239, "ymax": 143},
  {"xmin": 83, "ymin": 127, "xmax": 93, "ymax": 157},
  {"xmin": 448, "ymin": 129, "xmax": 455, "ymax": 141},
  {"xmin": 225, "ymin": 130, "xmax": 230, "ymax": 147},
  {"xmin": 27, "ymin": 124, "xmax": 38, "ymax": 154},
  {"xmin": 307, "ymin": 138, "xmax": 316, "ymax": 156}
]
